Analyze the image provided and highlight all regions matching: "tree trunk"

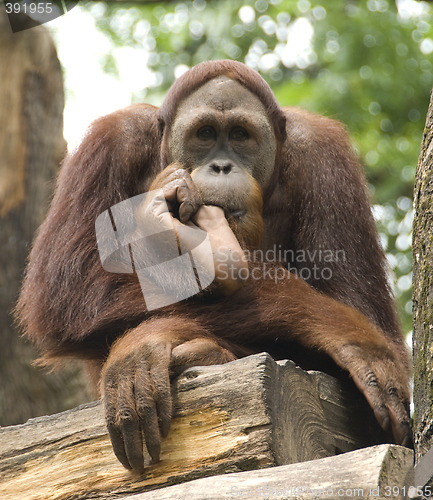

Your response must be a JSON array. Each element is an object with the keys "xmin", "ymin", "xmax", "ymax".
[
  {"xmin": 0, "ymin": 10, "xmax": 92, "ymax": 426},
  {"xmin": 413, "ymin": 87, "xmax": 433, "ymax": 464}
]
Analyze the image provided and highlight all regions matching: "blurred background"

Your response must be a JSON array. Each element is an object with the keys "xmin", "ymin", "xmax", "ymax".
[{"xmin": 1, "ymin": 0, "xmax": 432, "ymax": 425}]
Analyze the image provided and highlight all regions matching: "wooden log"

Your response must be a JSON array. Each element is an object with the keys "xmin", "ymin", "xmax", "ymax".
[
  {"xmin": 120, "ymin": 444, "xmax": 414, "ymax": 500},
  {"xmin": 0, "ymin": 353, "xmax": 392, "ymax": 500}
]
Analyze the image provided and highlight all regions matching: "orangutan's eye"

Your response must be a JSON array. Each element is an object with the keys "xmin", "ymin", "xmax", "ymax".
[{"xmin": 197, "ymin": 126, "xmax": 217, "ymax": 141}]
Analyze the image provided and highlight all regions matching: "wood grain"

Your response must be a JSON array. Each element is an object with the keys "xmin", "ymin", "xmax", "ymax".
[{"xmin": 0, "ymin": 353, "xmax": 391, "ymax": 499}]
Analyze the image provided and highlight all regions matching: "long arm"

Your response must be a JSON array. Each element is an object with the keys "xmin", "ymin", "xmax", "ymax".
[
  {"xmin": 100, "ymin": 262, "xmax": 411, "ymax": 473},
  {"xmin": 273, "ymin": 108, "xmax": 401, "ymax": 344},
  {"xmin": 15, "ymin": 104, "xmax": 162, "ymax": 359}
]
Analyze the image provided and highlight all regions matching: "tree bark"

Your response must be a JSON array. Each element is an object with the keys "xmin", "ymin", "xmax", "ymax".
[
  {"xmin": 413, "ymin": 87, "xmax": 433, "ymax": 464},
  {"xmin": 0, "ymin": 10, "xmax": 92, "ymax": 426}
]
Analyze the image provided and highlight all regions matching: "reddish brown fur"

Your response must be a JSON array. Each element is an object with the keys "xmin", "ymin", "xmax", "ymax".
[
  {"xmin": 15, "ymin": 61, "xmax": 411, "ymax": 463},
  {"xmin": 16, "ymin": 104, "xmax": 161, "ymax": 358},
  {"xmin": 15, "ymin": 59, "xmax": 407, "ymax": 373}
]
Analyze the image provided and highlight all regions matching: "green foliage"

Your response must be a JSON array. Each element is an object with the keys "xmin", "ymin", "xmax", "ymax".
[{"xmin": 84, "ymin": 0, "xmax": 433, "ymax": 335}]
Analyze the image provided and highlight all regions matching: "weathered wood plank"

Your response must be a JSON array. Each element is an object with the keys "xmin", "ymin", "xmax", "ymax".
[
  {"xmin": 120, "ymin": 444, "xmax": 414, "ymax": 500},
  {"xmin": 0, "ymin": 353, "xmax": 390, "ymax": 500}
]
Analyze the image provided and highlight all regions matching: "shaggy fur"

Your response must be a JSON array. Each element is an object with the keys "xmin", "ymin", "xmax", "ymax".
[{"xmin": 15, "ymin": 61, "xmax": 411, "ymax": 469}]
